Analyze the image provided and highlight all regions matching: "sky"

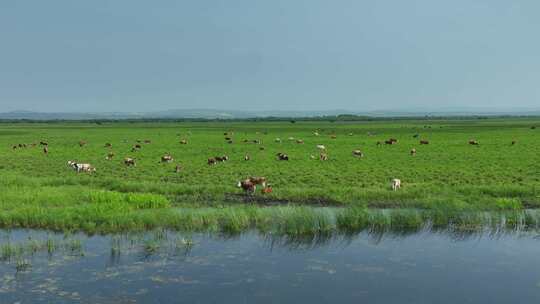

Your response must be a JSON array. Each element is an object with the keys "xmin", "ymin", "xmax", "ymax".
[{"xmin": 0, "ymin": 0, "xmax": 539, "ymax": 113}]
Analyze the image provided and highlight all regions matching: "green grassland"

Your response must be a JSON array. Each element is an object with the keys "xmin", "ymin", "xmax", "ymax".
[{"xmin": 0, "ymin": 118, "xmax": 539, "ymax": 233}]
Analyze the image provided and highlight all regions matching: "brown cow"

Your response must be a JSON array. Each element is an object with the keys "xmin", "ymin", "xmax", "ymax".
[
  {"xmin": 420, "ymin": 140, "xmax": 429, "ymax": 145},
  {"xmin": 79, "ymin": 141, "xmax": 87, "ymax": 147},
  {"xmin": 207, "ymin": 158, "xmax": 217, "ymax": 165},
  {"xmin": 237, "ymin": 179, "xmax": 256, "ymax": 194},
  {"xmin": 249, "ymin": 176, "xmax": 267, "ymax": 187}
]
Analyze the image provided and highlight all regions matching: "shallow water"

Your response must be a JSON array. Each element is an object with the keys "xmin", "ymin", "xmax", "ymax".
[{"xmin": 2, "ymin": 228, "xmax": 540, "ymax": 304}]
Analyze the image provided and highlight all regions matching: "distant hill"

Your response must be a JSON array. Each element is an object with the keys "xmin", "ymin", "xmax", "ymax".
[{"xmin": 1, "ymin": 108, "xmax": 539, "ymax": 121}]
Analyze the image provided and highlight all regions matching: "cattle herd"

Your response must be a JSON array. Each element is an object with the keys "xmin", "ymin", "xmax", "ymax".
[{"xmin": 9, "ymin": 129, "xmax": 526, "ymax": 195}]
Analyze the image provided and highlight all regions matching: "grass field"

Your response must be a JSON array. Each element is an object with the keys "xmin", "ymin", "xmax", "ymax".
[{"xmin": 1, "ymin": 118, "xmax": 539, "ymax": 233}]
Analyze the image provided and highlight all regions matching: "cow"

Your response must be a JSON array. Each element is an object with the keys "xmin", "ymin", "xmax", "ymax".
[
  {"xmin": 144, "ymin": 139, "xmax": 152, "ymax": 144},
  {"xmin": 352, "ymin": 150, "xmax": 364, "ymax": 157},
  {"xmin": 316, "ymin": 144, "xmax": 326, "ymax": 150},
  {"xmin": 39, "ymin": 141, "xmax": 48, "ymax": 146},
  {"xmin": 330, "ymin": 135, "xmax": 337, "ymax": 139},
  {"xmin": 131, "ymin": 146, "xmax": 140, "ymax": 152},
  {"xmin": 12, "ymin": 145, "xmax": 17, "ymax": 150},
  {"xmin": 106, "ymin": 152, "xmax": 115, "ymax": 160},
  {"xmin": 410, "ymin": 148, "xmax": 417, "ymax": 156},
  {"xmin": 180, "ymin": 139, "xmax": 188, "ymax": 145},
  {"xmin": 420, "ymin": 140, "xmax": 429, "ymax": 145},
  {"xmin": 207, "ymin": 158, "xmax": 217, "ymax": 165},
  {"xmin": 175, "ymin": 164, "xmax": 182, "ymax": 173},
  {"xmin": 275, "ymin": 138, "xmax": 282, "ymax": 143},
  {"xmin": 277, "ymin": 153, "xmax": 289, "ymax": 161},
  {"xmin": 43, "ymin": 146, "xmax": 49, "ymax": 155},
  {"xmin": 68, "ymin": 161, "xmax": 96, "ymax": 173},
  {"xmin": 313, "ymin": 132, "xmax": 320, "ymax": 136},
  {"xmin": 104, "ymin": 143, "xmax": 112, "ymax": 148},
  {"xmin": 225, "ymin": 137, "xmax": 232, "ymax": 141},
  {"xmin": 385, "ymin": 138, "xmax": 398, "ymax": 145},
  {"xmin": 296, "ymin": 139, "xmax": 304, "ymax": 144},
  {"xmin": 79, "ymin": 141, "xmax": 87, "ymax": 147},
  {"xmin": 161, "ymin": 154, "xmax": 174, "ymax": 163},
  {"xmin": 249, "ymin": 176, "xmax": 267, "ymax": 188},
  {"xmin": 320, "ymin": 153, "xmax": 328, "ymax": 161},
  {"xmin": 237, "ymin": 179, "xmax": 256, "ymax": 194},
  {"xmin": 244, "ymin": 154, "xmax": 250, "ymax": 161},
  {"xmin": 511, "ymin": 140, "xmax": 517, "ymax": 146},
  {"xmin": 413, "ymin": 134, "xmax": 419, "ymax": 138},
  {"xmin": 124, "ymin": 158, "xmax": 136, "ymax": 166},
  {"xmin": 227, "ymin": 140, "xmax": 233, "ymax": 144},
  {"xmin": 391, "ymin": 178, "xmax": 401, "ymax": 191},
  {"xmin": 469, "ymin": 140, "xmax": 479, "ymax": 146},
  {"xmin": 215, "ymin": 155, "xmax": 229, "ymax": 162}
]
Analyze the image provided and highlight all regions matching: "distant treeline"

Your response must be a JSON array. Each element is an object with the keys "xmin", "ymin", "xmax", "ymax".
[{"xmin": 0, "ymin": 114, "xmax": 539, "ymax": 124}]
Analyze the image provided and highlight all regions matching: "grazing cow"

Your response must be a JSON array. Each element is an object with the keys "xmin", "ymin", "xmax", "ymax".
[
  {"xmin": 275, "ymin": 138, "xmax": 282, "ymax": 143},
  {"xmin": 227, "ymin": 140, "xmax": 233, "ymax": 144},
  {"xmin": 79, "ymin": 141, "xmax": 87, "ymax": 147},
  {"xmin": 313, "ymin": 132, "xmax": 320, "ymax": 136},
  {"xmin": 259, "ymin": 146, "xmax": 265, "ymax": 151},
  {"xmin": 316, "ymin": 144, "xmax": 326, "ymax": 150},
  {"xmin": 68, "ymin": 161, "xmax": 95, "ymax": 173},
  {"xmin": 330, "ymin": 135, "xmax": 337, "ymax": 139},
  {"xmin": 352, "ymin": 150, "xmax": 364, "ymax": 157},
  {"xmin": 106, "ymin": 152, "xmax": 115, "ymax": 160},
  {"xmin": 124, "ymin": 158, "xmax": 136, "ymax": 166},
  {"xmin": 180, "ymin": 139, "xmax": 188, "ymax": 145},
  {"xmin": 244, "ymin": 154, "xmax": 250, "ymax": 161},
  {"xmin": 253, "ymin": 139, "xmax": 261, "ymax": 144},
  {"xmin": 207, "ymin": 158, "xmax": 217, "ymax": 165},
  {"xmin": 215, "ymin": 155, "xmax": 229, "ymax": 162},
  {"xmin": 237, "ymin": 179, "xmax": 256, "ymax": 194},
  {"xmin": 131, "ymin": 146, "xmax": 140, "ymax": 152},
  {"xmin": 104, "ymin": 143, "xmax": 112, "ymax": 148},
  {"xmin": 225, "ymin": 137, "xmax": 232, "ymax": 141},
  {"xmin": 12, "ymin": 145, "xmax": 17, "ymax": 150},
  {"xmin": 144, "ymin": 139, "xmax": 151, "ymax": 144},
  {"xmin": 410, "ymin": 148, "xmax": 417, "ymax": 156},
  {"xmin": 296, "ymin": 139, "xmax": 304, "ymax": 144},
  {"xmin": 420, "ymin": 140, "xmax": 429, "ymax": 145},
  {"xmin": 39, "ymin": 141, "xmax": 48, "ymax": 146},
  {"xmin": 469, "ymin": 139, "xmax": 479, "ymax": 146},
  {"xmin": 249, "ymin": 176, "xmax": 267, "ymax": 187},
  {"xmin": 391, "ymin": 178, "xmax": 401, "ymax": 191},
  {"xmin": 161, "ymin": 154, "xmax": 174, "ymax": 163},
  {"xmin": 136, "ymin": 139, "xmax": 142, "ymax": 143},
  {"xmin": 175, "ymin": 164, "xmax": 182, "ymax": 173},
  {"xmin": 320, "ymin": 153, "xmax": 328, "ymax": 161},
  {"xmin": 511, "ymin": 140, "xmax": 517, "ymax": 145},
  {"xmin": 385, "ymin": 138, "xmax": 398, "ymax": 145},
  {"xmin": 288, "ymin": 137, "xmax": 295, "ymax": 141},
  {"xmin": 276, "ymin": 153, "xmax": 289, "ymax": 161},
  {"xmin": 43, "ymin": 146, "xmax": 49, "ymax": 155}
]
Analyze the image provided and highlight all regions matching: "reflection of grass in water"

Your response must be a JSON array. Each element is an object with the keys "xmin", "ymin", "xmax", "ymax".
[{"xmin": 0, "ymin": 236, "xmax": 84, "ymax": 263}]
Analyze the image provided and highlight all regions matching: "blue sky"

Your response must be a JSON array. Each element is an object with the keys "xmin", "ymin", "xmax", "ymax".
[{"xmin": 1, "ymin": 1, "xmax": 539, "ymax": 112}]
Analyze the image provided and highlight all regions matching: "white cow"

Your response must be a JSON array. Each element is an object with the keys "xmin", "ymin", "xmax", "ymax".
[
  {"xmin": 391, "ymin": 178, "xmax": 401, "ymax": 191},
  {"xmin": 68, "ymin": 160, "xmax": 95, "ymax": 173},
  {"xmin": 316, "ymin": 144, "xmax": 326, "ymax": 150}
]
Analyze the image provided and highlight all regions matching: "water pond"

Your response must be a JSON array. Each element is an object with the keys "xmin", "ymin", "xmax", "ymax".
[{"xmin": 2, "ymin": 225, "xmax": 540, "ymax": 304}]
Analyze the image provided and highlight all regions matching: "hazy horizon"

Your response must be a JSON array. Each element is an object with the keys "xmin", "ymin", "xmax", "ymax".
[{"xmin": 1, "ymin": 1, "xmax": 539, "ymax": 113}]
